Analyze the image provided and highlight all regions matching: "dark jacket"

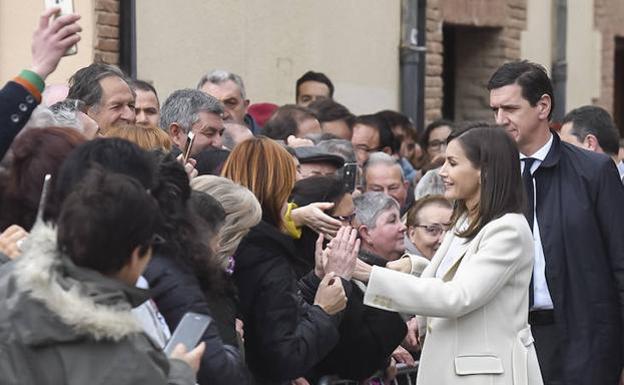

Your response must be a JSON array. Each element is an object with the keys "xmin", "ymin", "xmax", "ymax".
[
  {"xmin": 234, "ymin": 220, "xmax": 342, "ymax": 385},
  {"xmin": 535, "ymin": 133, "xmax": 624, "ymax": 385},
  {"xmin": 294, "ymin": 230, "xmax": 407, "ymax": 380},
  {"xmin": 145, "ymin": 253, "xmax": 250, "ymax": 385},
  {"xmin": 0, "ymin": 223, "xmax": 194, "ymax": 385},
  {"xmin": 0, "ymin": 81, "xmax": 38, "ymax": 160}
]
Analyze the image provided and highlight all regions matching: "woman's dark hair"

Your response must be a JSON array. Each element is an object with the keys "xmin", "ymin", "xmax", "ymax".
[
  {"xmin": 44, "ymin": 138, "xmax": 157, "ymax": 222},
  {"xmin": 448, "ymin": 124, "xmax": 525, "ymax": 239},
  {"xmin": 152, "ymin": 153, "xmax": 224, "ymax": 291},
  {"xmin": 291, "ymin": 175, "xmax": 348, "ymax": 211},
  {"xmin": 0, "ymin": 127, "xmax": 86, "ymax": 231},
  {"xmin": 57, "ymin": 168, "xmax": 159, "ymax": 274}
]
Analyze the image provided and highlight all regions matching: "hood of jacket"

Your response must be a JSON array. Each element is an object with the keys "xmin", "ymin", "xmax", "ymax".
[{"xmin": 9, "ymin": 222, "xmax": 149, "ymax": 346}]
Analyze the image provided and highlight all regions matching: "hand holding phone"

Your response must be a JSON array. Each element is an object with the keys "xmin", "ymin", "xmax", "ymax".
[
  {"xmin": 182, "ymin": 132, "xmax": 196, "ymax": 164},
  {"xmin": 43, "ymin": 0, "xmax": 78, "ymax": 56},
  {"xmin": 164, "ymin": 312, "xmax": 212, "ymax": 356}
]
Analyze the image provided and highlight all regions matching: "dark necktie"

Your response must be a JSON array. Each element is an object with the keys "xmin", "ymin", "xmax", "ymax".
[
  {"xmin": 522, "ymin": 158, "xmax": 536, "ymax": 231},
  {"xmin": 522, "ymin": 157, "xmax": 536, "ymax": 308}
]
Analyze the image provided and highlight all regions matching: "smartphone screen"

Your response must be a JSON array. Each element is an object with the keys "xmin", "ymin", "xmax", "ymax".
[
  {"xmin": 343, "ymin": 163, "xmax": 358, "ymax": 193},
  {"xmin": 182, "ymin": 132, "xmax": 196, "ymax": 163},
  {"xmin": 44, "ymin": 0, "xmax": 78, "ymax": 56},
  {"xmin": 163, "ymin": 312, "xmax": 211, "ymax": 355}
]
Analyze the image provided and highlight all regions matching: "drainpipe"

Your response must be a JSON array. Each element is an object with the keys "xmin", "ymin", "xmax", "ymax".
[
  {"xmin": 551, "ymin": 0, "xmax": 567, "ymax": 122},
  {"xmin": 400, "ymin": 0, "xmax": 427, "ymax": 133}
]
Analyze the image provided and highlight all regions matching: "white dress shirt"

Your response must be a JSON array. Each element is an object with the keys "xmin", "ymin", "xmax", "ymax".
[{"xmin": 520, "ymin": 134, "xmax": 554, "ymax": 310}]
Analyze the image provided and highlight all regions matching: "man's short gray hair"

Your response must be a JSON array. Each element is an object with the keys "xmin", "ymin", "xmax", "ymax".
[
  {"xmin": 354, "ymin": 192, "xmax": 400, "ymax": 229},
  {"xmin": 160, "ymin": 89, "xmax": 224, "ymax": 133},
  {"xmin": 362, "ymin": 152, "xmax": 405, "ymax": 187},
  {"xmin": 197, "ymin": 69, "xmax": 247, "ymax": 100}
]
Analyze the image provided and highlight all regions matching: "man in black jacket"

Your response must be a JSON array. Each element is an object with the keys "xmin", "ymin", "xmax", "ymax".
[
  {"xmin": 488, "ymin": 60, "xmax": 624, "ymax": 385},
  {"xmin": 0, "ymin": 7, "xmax": 81, "ymax": 160}
]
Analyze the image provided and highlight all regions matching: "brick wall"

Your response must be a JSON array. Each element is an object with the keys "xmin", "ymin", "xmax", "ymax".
[
  {"xmin": 94, "ymin": 0, "xmax": 120, "ymax": 64},
  {"xmin": 425, "ymin": 0, "xmax": 526, "ymax": 123},
  {"xmin": 594, "ymin": 0, "xmax": 624, "ymax": 114}
]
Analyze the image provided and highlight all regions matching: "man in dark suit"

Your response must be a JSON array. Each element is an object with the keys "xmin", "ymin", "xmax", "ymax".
[{"xmin": 488, "ymin": 60, "xmax": 624, "ymax": 385}]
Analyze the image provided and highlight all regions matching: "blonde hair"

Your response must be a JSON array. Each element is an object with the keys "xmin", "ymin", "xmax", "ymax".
[
  {"xmin": 221, "ymin": 136, "xmax": 296, "ymax": 227},
  {"xmin": 105, "ymin": 124, "xmax": 172, "ymax": 152},
  {"xmin": 191, "ymin": 175, "xmax": 262, "ymax": 269}
]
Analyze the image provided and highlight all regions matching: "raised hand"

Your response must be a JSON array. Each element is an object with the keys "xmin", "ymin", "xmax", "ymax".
[
  {"xmin": 313, "ymin": 272, "xmax": 347, "ymax": 315},
  {"xmin": 31, "ymin": 7, "xmax": 82, "ymax": 79},
  {"xmin": 324, "ymin": 226, "xmax": 360, "ymax": 280}
]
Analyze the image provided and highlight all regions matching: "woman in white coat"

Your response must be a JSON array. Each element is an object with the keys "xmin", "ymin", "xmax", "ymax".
[{"xmin": 358, "ymin": 124, "xmax": 543, "ymax": 385}]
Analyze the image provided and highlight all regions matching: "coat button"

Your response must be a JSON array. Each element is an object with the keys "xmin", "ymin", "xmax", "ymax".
[
  {"xmin": 19, "ymin": 103, "xmax": 27, "ymax": 112},
  {"xmin": 10, "ymin": 114, "xmax": 20, "ymax": 123},
  {"xmin": 25, "ymin": 95, "xmax": 34, "ymax": 104}
]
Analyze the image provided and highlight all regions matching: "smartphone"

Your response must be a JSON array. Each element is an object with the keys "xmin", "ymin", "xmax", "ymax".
[
  {"xmin": 343, "ymin": 162, "xmax": 358, "ymax": 193},
  {"xmin": 182, "ymin": 131, "xmax": 196, "ymax": 163},
  {"xmin": 44, "ymin": 0, "xmax": 78, "ymax": 56},
  {"xmin": 164, "ymin": 312, "xmax": 211, "ymax": 355}
]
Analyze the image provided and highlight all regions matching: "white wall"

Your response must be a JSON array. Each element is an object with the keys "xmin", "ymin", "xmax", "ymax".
[
  {"xmin": 0, "ymin": 0, "xmax": 95, "ymax": 85},
  {"xmin": 135, "ymin": 0, "xmax": 401, "ymax": 114},
  {"xmin": 520, "ymin": 0, "xmax": 553, "ymax": 74},
  {"xmin": 566, "ymin": 0, "xmax": 601, "ymax": 110}
]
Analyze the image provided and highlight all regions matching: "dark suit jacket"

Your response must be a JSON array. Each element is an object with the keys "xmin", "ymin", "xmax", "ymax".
[
  {"xmin": 535, "ymin": 133, "xmax": 624, "ymax": 385},
  {"xmin": 0, "ymin": 81, "xmax": 39, "ymax": 160}
]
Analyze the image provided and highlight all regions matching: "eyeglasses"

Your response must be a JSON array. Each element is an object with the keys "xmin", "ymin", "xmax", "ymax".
[
  {"xmin": 427, "ymin": 140, "xmax": 447, "ymax": 150},
  {"xmin": 331, "ymin": 212, "xmax": 356, "ymax": 223},
  {"xmin": 414, "ymin": 223, "xmax": 449, "ymax": 237}
]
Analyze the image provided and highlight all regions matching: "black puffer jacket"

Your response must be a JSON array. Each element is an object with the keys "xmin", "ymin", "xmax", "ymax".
[
  {"xmin": 144, "ymin": 253, "xmax": 250, "ymax": 385},
  {"xmin": 234, "ymin": 220, "xmax": 343, "ymax": 385}
]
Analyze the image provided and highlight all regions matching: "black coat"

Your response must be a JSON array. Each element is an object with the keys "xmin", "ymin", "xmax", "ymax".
[
  {"xmin": 144, "ymin": 253, "xmax": 250, "ymax": 385},
  {"xmin": 294, "ymin": 229, "xmax": 407, "ymax": 381},
  {"xmin": 0, "ymin": 81, "xmax": 39, "ymax": 160},
  {"xmin": 233, "ymin": 220, "xmax": 341, "ymax": 385},
  {"xmin": 534, "ymin": 133, "xmax": 624, "ymax": 385}
]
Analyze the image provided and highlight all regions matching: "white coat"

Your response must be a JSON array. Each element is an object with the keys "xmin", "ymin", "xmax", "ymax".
[{"xmin": 364, "ymin": 213, "xmax": 543, "ymax": 385}]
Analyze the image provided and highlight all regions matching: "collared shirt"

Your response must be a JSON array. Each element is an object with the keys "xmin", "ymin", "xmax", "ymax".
[
  {"xmin": 520, "ymin": 134, "xmax": 554, "ymax": 310},
  {"xmin": 617, "ymin": 160, "xmax": 624, "ymax": 184}
]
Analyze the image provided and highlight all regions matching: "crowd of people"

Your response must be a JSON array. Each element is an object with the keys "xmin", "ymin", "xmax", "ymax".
[{"xmin": 1, "ymin": 7, "xmax": 624, "ymax": 385}]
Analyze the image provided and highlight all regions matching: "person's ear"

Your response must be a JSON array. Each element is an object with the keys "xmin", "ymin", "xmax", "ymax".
[
  {"xmin": 359, "ymin": 225, "xmax": 374, "ymax": 245},
  {"xmin": 382, "ymin": 146, "xmax": 392, "ymax": 156},
  {"xmin": 536, "ymin": 94, "xmax": 552, "ymax": 120},
  {"xmin": 244, "ymin": 99, "xmax": 250, "ymax": 111},
  {"xmin": 168, "ymin": 123, "xmax": 184, "ymax": 146},
  {"xmin": 583, "ymin": 134, "xmax": 599, "ymax": 151}
]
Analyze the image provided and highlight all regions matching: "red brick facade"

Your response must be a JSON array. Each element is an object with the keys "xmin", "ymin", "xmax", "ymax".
[
  {"xmin": 94, "ymin": 0, "xmax": 120, "ymax": 65},
  {"xmin": 425, "ymin": 0, "xmax": 527, "ymax": 123},
  {"xmin": 594, "ymin": 0, "xmax": 624, "ymax": 114}
]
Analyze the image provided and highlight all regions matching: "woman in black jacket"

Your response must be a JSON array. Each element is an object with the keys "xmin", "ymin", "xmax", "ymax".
[
  {"xmin": 222, "ymin": 137, "xmax": 352, "ymax": 385},
  {"xmin": 291, "ymin": 175, "xmax": 407, "ymax": 381},
  {"xmin": 144, "ymin": 153, "xmax": 250, "ymax": 385}
]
